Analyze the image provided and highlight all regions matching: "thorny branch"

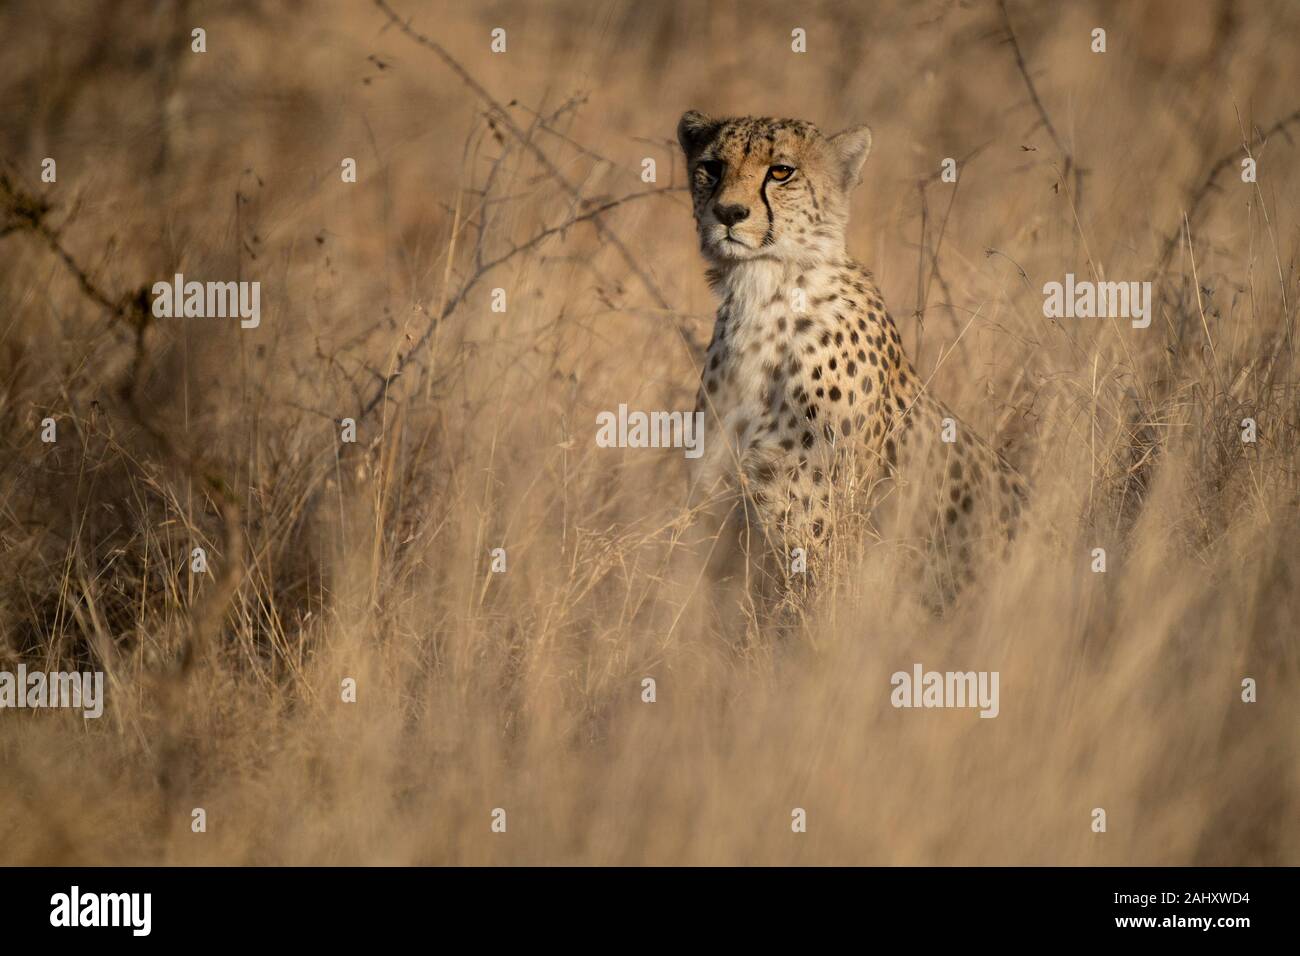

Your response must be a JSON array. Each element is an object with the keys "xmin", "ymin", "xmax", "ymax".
[
  {"xmin": 1152, "ymin": 105, "xmax": 1300, "ymax": 280},
  {"xmin": 0, "ymin": 167, "xmax": 244, "ymax": 686},
  {"xmin": 2, "ymin": 163, "xmax": 250, "ymax": 821},
  {"xmin": 355, "ymin": 184, "xmax": 685, "ymax": 421},
  {"xmin": 374, "ymin": 0, "xmax": 675, "ymax": 310},
  {"xmin": 1151, "ymin": 104, "xmax": 1300, "ymax": 403},
  {"xmin": 361, "ymin": 0, "xmax": 696, "ymax": 421},
  {"xmin": 997, "ymin": 0, "xmax": 1084, "ymax": 206}
]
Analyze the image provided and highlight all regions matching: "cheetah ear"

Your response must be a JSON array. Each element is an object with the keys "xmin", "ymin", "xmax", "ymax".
[
  {"xmin": 677, "ymin": 110, "xmax": 718, "ymax": 159},
  {"xmin": 828, "ymin": 124, "xmax": 873, "ymax": 190}
]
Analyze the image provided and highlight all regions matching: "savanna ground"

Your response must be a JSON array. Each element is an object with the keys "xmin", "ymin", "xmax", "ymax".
[{"xmin": 0, "ymin": 0, "xmax": 1297, "ymax": 865}]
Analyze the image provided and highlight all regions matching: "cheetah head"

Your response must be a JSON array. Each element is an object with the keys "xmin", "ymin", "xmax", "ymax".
[{"xmin": 676, "ymin": 112, "xmax": 872, "ymax": 267}]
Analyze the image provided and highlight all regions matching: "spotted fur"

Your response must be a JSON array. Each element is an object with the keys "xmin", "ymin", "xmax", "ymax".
[{"xmin": 679, "ymin": 111, "xmax": 1026, "ymax": 606}]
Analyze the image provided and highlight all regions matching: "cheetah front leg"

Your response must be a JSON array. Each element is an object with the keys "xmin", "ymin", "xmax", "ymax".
[{"xmin": 740, "ymin": 446, "xmax": 837, "ymax": 623}]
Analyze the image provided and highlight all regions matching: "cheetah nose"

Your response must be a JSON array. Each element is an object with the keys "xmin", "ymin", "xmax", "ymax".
[{"xmin": 713, "ymin": 203, "xmax": 750, "ymax": 227}]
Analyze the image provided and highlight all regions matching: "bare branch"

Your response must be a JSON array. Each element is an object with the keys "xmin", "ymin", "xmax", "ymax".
[
  {"xmin": 374, "ymin": 0, "xmax": 673, "ymax": 312},
  {"xmin": 1152, "ymin": 105, "xmax": 1300, "ymax": 280},
  {"xmin": 997, "ymin": 0, "xmax": 1083, "ymax": 204},
  {"xmin": 357, "ymin": 185, "xmax": 685, "ymax": 420}
]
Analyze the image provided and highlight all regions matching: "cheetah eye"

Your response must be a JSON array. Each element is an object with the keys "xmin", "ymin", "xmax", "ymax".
[
  {"xmin": 697, "ymin": 159, "xmax": 724, "ymax": 182},
  {"xmin": 768, "ymin": 164, "xmax": 796, "ymax": 182}
]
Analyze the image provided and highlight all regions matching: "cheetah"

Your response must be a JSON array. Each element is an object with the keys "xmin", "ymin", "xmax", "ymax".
[{"xmin": 677, "ymin": 111, "xmax": 1027, "ymax": 609}]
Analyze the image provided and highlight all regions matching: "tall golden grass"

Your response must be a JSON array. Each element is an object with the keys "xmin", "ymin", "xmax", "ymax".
[{"xmin": 0, "ymin": 0, "xmax": 1296, "ymax": 864}]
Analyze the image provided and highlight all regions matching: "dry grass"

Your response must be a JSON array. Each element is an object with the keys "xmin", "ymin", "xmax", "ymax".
[{"xmin": 0, "ymin": 0, "xmax": 1297, "ymax": 865}]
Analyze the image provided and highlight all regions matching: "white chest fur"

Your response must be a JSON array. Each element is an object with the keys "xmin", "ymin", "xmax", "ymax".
[{"xmin": 694, "ymin": 260, "xmax": 839, "ymax": 482}]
